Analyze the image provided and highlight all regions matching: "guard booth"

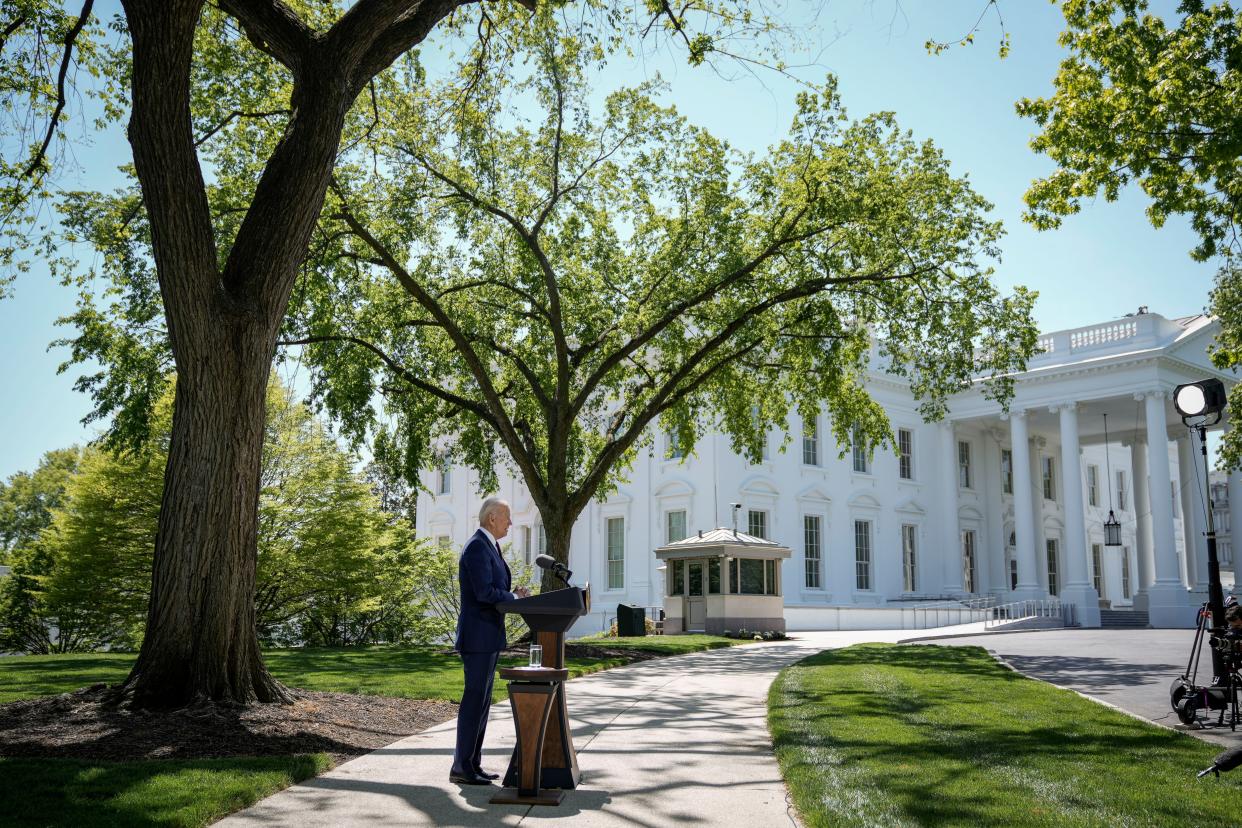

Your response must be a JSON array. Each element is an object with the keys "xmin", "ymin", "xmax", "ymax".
[{"xmin": 654, "ymin": 528, "xmax": 790, "ymax": 635}]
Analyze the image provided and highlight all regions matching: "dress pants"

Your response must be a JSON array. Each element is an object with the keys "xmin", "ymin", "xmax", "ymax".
[{"xmin": 453, "ymin": 650, "xmax": 500, "ymax": 773}]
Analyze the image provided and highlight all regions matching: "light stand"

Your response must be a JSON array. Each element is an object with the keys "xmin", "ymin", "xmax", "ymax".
[{"xmin": 1174, "ymin": 379, "xmax": 1228, "ymax": 682}]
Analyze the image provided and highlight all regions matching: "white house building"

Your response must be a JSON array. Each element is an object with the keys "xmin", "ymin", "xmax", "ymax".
[{"xmin": 417, "ymin": 309, "xmax": 1242, "ymax": 634}]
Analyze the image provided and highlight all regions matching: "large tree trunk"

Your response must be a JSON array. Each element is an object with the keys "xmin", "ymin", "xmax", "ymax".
[
  {"xmin": 540, "ymin": 515, "xmax": 576, "ymax": 593},
  {"xmin": 119, "ymin": 313, "xmax": 293, "ymax": 707}
]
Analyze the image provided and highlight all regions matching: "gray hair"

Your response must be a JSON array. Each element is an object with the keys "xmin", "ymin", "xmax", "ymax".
[{"xmin": 479, "ymin": 497, "xmax": 510, "ymax": 526}]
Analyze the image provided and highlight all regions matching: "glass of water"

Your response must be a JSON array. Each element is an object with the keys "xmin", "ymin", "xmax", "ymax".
[{"xmin": 528, "ymin": 644, "xmax": 543, "ymax": 668}]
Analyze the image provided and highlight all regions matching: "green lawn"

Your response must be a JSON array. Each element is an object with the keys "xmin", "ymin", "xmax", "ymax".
[
  {"xmin": 0, "ymin": 754, "xmax": 331, "ymax": 828},
  {"xmin": 0, "ymin": 635, "xmax": 737, "ymax": 705},
  {"xmin": 769, "ymin": 643, "xmax": 1242, "ymax": 828},
  {"xmin": 0, "ymin": 636, "xmax": 736, "ymax": 827}
]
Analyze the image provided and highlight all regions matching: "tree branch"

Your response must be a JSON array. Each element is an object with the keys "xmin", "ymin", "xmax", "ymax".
[
  {"xmin": 216, "ymin": 0, "xmax": 314, "ymax": 72},
  {"xmin": 21, "ymin": 0, "xmax": 94, "ymax": 180},
  {"xmin": 193, "ymin": 108, "xmax": 291, "ymax": 147}
]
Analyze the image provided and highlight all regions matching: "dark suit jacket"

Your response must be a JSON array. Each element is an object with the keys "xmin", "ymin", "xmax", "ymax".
[{"xmin": 455, "ymin": 529, "xmax": 515, "ymax": 653}]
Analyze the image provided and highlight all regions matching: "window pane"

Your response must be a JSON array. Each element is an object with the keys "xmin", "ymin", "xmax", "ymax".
[
  {"xmin": 667, "ymin": 510, "xmax": 687, "ymax": 543},
  {"xmin": 854, "ymin": 520, "xmax": 872, "ymax": 590},
  {"xmin": 672, "ymin": 561, "xmax": 685, "ymax": 595},
  {"xmin": 1046, "ymin": 539, "xmax": 1059, "ymax": 596},
  {"xmin": 607, "ymin": 517, "xmax": 624, "ymax": 589},
  {"xmin": 729, "ymin": 558, "xmax": 739, "ymax": 594},
  {"xmin": 902, "ymin": 524, "xmax": 917, "ymax": 592},
  {"xmin": 708, "ymin": 558, "xmax": 721, "ymax": 593},
  {"xmin": 688, "ymin": 562, "xmax": 703, "ymax": 596},
  {"xmin": 765, "ymin": 559, "xmax": 777, "ymax": 595},
  {"xmin": 748, "ymin": 510, "xmax": 767, "ymax": 539},
  {"xmin": 740, "ymin": 559, "xmax": 765, "ymax": 594},
  {"xmin": 852, "ymin": 427, "xmax": 869, "ymax": 473},
  {"xmin": 958, "ymin": 441, "xmax": 972, "ymax": 489},
  {"xmin": 898, "ymin": 429, "xmax": 913, "ymax": 480},
  {"xmin": 1092, "ymin": 543, "xmax": 1103, "ymax": 595},
  {"xmin": 804, "ymin": 515, "xmax": 821, "ymax": 589},
  {"xmin": 1001, "ymin": 449, "xmax": 1013, "ymax": 495},
  {"xmin": 803, "ymin": 417, "xmax": 819, "ymax": 465}
]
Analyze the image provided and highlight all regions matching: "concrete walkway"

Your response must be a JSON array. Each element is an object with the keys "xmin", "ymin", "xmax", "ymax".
[{"xmin": 217, "ymin": 627, "xmax": 972, "ymax": 827}]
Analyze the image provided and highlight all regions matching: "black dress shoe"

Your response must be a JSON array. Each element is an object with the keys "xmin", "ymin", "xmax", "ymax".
[
  {"xmin": 449, "ymin": 770, "xmax": 493, "ymax": 785},
  {"xmin": 473, "ymin": 768, "xmax": 500, "ymax": 780}
]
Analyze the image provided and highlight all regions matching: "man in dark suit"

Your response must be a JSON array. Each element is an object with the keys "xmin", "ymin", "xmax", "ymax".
[{"xmin": 450, "ymin": 497, "xmax": 529, "ymax": 785}]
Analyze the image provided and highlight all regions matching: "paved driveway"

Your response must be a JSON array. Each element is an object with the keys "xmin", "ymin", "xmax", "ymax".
[{"xmin": 918, "ymin": 628, "xmax": 1242, "ymax": 748}]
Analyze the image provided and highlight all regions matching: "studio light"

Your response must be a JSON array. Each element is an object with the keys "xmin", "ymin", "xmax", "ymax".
[{"xmin": 1173, "ymin": 378, "xmax": 1226, "ymax": 423}]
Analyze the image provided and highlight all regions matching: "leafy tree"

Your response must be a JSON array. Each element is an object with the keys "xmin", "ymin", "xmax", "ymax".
[
  {"xmin": 0, "ymin": 447, "xmax": 82, "ymax": 652},
  {"xmin": 1017, "ymin": 0, "xmax": 1242, "ymax": 464},
  {"xmin": 2, "ymin": 377, "xmax": 433, "ymax": 652},
  {"xmin": 0, "ymin": 0, "xmax": 800, "ymax": 707},
  {"xmin": 0, "ymin": 447, "xmax": 80, "ymax": 559},
  {"xmin": 281, "ymin": 21, "xmax": 1037, "ymax": 580}
]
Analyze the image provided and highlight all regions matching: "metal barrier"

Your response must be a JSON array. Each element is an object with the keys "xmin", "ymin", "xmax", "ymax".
[{"xmin": 982, "ymin": 599, "xmax": 1066, "ymax": 630}]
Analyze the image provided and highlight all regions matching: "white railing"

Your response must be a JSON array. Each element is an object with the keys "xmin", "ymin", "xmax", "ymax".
[
  {"xmin": 1036, "ymin": 335, "xmax": 1056, "ymax": 354},
  {"xmin": 1069, "ymin": 320, "xmax": 1138, "ymax": 350},
  {"xmin": 983, "ymin": 599, "xmax": 1067, "ymax": 630}
]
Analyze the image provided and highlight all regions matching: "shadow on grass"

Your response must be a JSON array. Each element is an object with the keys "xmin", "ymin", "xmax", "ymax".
[
  {"xmin": 770, "ymin": 644, "xmax": 1242, "ymax": 828},
  {"xmin": 0, "ymin": 754, "xmax": 328, "ymax": 828}
]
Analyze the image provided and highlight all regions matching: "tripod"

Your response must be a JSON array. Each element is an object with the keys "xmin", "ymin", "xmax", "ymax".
[{"xmin": 1173, "ymin": 602, "xmax": 1241, "ymax": 730}]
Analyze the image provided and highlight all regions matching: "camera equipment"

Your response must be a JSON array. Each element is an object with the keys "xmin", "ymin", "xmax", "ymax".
[
  {"xmin": 1198, "ymin": 745, "xmax": 1242, "ymax": 778},
  {"xmin": 1171, "ymin": 601, "xmax": 1241, "ymax": 730}
]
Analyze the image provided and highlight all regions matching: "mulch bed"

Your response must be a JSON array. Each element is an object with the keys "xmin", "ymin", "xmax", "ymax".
[
  {"xmin": 0, "ymin": 686, "xmax": 457, "ymax": 765},
  {"xmin": 0, "ymin": 643, "xmax": 655, "ymax": 765}
]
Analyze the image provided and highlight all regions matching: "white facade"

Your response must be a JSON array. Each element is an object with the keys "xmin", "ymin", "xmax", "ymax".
[{"xmin": 417, "ymin": 310, "xmax": 1241, "ymax": 633}]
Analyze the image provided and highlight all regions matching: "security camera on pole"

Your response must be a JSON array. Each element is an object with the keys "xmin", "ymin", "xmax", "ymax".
[{"xmin": 1173, "ymin": 378, "xmax": 1229, "ymax": 680}]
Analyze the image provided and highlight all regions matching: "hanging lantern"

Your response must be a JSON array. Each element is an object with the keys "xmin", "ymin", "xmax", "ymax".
[
  {"xmin": 1103, "ymin": 412, "xmax": 1122, "ymax": 546},
  {"xmin": 1104, "ymin": 510, "xmax": 1122, "ymax": 547}
]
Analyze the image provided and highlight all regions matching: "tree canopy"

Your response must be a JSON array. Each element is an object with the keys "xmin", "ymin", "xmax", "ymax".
[
  {"xmin": 0, "ymin": 377, "xmax": 445, "ymax": 653},
  {"xmin": 282, "ymin": 19, "xmax": 1038, "ymax": 561},
  {"xmin": 1017, "ymin": 0, "xmax": 1242, "ymax": 466}
]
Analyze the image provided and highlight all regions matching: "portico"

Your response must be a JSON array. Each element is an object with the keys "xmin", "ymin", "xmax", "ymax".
[{"xmin": 945, "ymin": 311, "xmax": 1237, "ymax": 628}]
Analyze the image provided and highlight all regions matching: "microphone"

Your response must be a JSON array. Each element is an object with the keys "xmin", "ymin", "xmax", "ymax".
[
  {"xmin": 534, "ymin": 554, "xmax": 567, "ymax": 572},
  {"xmin": 1198, "ymin": 745, "xmax": 1242, "ymax": 778}
]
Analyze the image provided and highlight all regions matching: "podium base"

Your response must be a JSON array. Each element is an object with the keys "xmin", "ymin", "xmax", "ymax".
[{"xmin": 489, "ymin": 787, "xmax": 566, "ymax": 806}]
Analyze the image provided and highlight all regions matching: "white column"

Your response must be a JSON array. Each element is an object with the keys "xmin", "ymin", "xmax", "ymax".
[
  {"xmin": 1007, "ymin": 411, "xmax": 1042, "ymax": 599},
  {"xmin": 1230, "ymin": 467, "xmax": 1242, "ymax": 597},
  {"xmin": 983, "ymin": 432, "xmax": 1006, "ymax": 594},
  {"xmin": 1143, "ymin": 390, "xmax": 1193, "ymax": 627},
  {"xmin": 939, "ymin": 420, "xmax": 964, "ymax": 594},
  {"xmin": 1130, "ymin": 437, "xmax": 1154, "ymax": 608},
  {"xmin": 1226, "ymin": 420, "xmax": 1242, "ymax": 598},
  {"xmin": 1177, "ymin": 435, "xmax": 1210, "ymax": 591},
  {"xmin": 1052, "ymin": 402, "xmax": 1100, "ymax": 626},
  {"xmin": 1030, "ymin": 436, "xmax": 1049, "ymax": 591}
]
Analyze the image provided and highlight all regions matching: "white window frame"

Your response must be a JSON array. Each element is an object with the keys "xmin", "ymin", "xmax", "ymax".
[
  {"xmin": 1122, "ymin": 545, "xmax": 1132, "ymax": 599},
  {"xmin": 958, "ymin": 440, "xmax": 973, "ymax": 490},
  {"xmin": 1117, "ymin": 470, "xmax": 1128, "ymax": 511},
  {"xmin": 802, "ymin": 416, "xmax": 820, "ymax": 467},
  {"xmin": 901, "ymin": 523, "xmax": 918, "ymax": 593},
  {"xmin": 1001, "ymin": 448, "xmax": 1013, "ymax": 495},
  {"xmin": 962, "ymin": 529, "xmax": 978, "ymax": 594},
  {"xmin": 852, "ymin": 426, "xmax": 870, "ymax": 474},
  {"xmin": 1046, "ymin": 538, "xmax": 1060, "ymax": 597},
  {"xmin": 1087, "ymin": 464, "xmax": 1099, "ymax": 507},
  {"xmin": 804, "ymin": 514, "xmax": 822, "ymax": 589},
  {"xmin": 854, "ymin": 519, "xmax": 873, "ymax": 591},
  {"xmin": 898, "ymin": 428, "xmax": 914, "ymax": 480},
  {"xmin": 436, "ymin": 454, "xmax": 451, "ymax": 496},
  {"xmin": 606, "ymin": 516, "xmax": 625, "ymax": 590},
  {"xmin": 666, "ymin": 509, "xmax": 688, "ymax": 544},
  {"xmin": 747, "ymin": 509, "xmax": 768, "ymax": 540},
  {"xmin": 1042, "ymin": 456, "xmax": 1056, "ymax": 501},
  {"xmin": 1091, "ymin": 542, "xmax": 1104, "ymax": 596}
]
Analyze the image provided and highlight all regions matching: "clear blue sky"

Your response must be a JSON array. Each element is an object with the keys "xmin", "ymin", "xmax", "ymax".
[{"xmin": 0, "ymin": 0, "xmax": 1221, "ymax": 480}]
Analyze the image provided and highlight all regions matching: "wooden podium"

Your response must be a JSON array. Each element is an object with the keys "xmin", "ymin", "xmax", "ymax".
[{"xmin": 490, "ymin": 585, "xmax": 589, "ymax": 806}]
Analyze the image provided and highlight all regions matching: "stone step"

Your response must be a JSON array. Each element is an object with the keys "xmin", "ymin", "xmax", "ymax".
[{"xmin": 1099, "ymin": 609, "xmax": 1150, "ymax": 628}]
